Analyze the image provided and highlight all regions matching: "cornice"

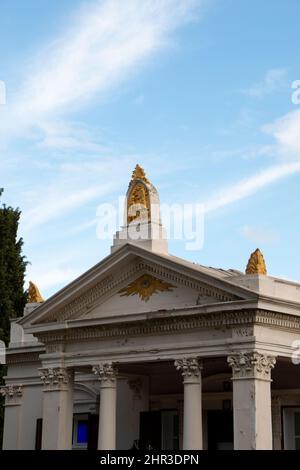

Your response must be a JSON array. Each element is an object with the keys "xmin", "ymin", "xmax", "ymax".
[
  {"xmin": 6, "ymin": 350, "xmax": 43, "ymax": 365},
  {"xmin": 33, "ymin": 309, "xmax": 300, "ymax": 345}
]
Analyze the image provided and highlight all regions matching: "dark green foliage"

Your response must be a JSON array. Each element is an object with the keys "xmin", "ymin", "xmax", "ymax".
[{"xmin": 0, "ymin": 189, "xmax": 27, "ymax": 447}]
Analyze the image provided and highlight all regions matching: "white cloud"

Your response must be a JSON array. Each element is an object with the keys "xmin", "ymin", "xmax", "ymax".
[
  {"xmin": 20, "ymin": 156, "xmax": 134, "ymax": 232},
  {"xmin": 1, "ymin": 0, "xmax": 208, "ymax": 238},
  {"xmin": 36, "ymin": 121, "xmax": 107, "ymax": 152},
  {"xmin": 242, "ymin": 225, "xmax": 280, "ymax": 244},
  {"xmin": 26, "ymin": 263, "xmax": 80, "ymax": 293},
  {"xmin": 241, "ymin": 68, "xmax": 287, "ymax": 98},
  {"xmin": 263, "ymin": 109, "xmax": 300, "ymax": 160},
  {"xmin": 203, "ymin": 107, "xmax": 300, "ymax": 213},
  {"xmin": 1, "ymin": 0, "xmax": 200, "ymax": 141},
  {"xmin": 204, "ymin": 162, "xmax": 300, "ymax": 213},
  {"xmin": 22, "ymin": 186, "xmax": 107, "ymax": 232}
]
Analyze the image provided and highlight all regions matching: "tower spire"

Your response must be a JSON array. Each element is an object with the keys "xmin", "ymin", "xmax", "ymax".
[{"xmin": 111, "ymin": 164, "xmax": 168, "ymax": 254}]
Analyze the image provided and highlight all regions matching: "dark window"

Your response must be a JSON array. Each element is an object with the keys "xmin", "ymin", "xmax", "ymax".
[
  {"xmin": 139, "ymin": 409, "xmax": 179, "ymax": 450},
  {"xmin": 35, "ymin": 418, "xmax": 43, "ymax": 450}
]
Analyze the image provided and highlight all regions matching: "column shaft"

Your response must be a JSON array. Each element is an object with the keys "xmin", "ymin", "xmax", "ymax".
[
  {"xmin": 99, "ymin": 383, "xmax": 117, "ymax": 449},
  {"xmin": 175, "ymin": 358, "xmax": 203, "ymax": 450},
  {"xmin": 40, "ymin": 367, "xmax": 73, "ymax": 450},
  {"xmin": 228, "ymin": 352, "xmax": 276, "ymax": 450},
  {"xmin": 1, "ymin": 385, "xmax": 23, "ymax": 450},
  {"xmin": 93, "ymin": 362, "xmax": 118, "ymax": 450}
]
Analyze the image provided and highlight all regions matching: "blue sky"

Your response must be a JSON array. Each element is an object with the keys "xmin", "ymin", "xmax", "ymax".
[{"xmin": 1, "ymin": 0, "xmax": 300, "ymax": 298}]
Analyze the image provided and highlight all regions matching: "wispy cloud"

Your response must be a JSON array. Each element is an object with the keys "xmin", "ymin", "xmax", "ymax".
[
  {"xmin": 204, "ymin": 162, "xmax": 300, "ymax": 213},
  {"xmin": 242, "ymin": 225, "xmax": 280, "ymax": 244},
  {"xmin": 204, "ymin": 106, "xmax": 300, "ymax": 213},
  {"xmin": 36, "ymin": 121, "xmax": 108, "ymax": 153},
  {"xmin": 26, "ymin": 258, "xmax": 81, "ymax": 292},
  {"xmin": 20, "ymin": 157, "xmax": 134, "ymax": 232},
  {"xmin": 241, "ymin": 68, "xmax": 288, "ymax": 98},
  {"xmin": 263, "ymin": 109, "xmax": 300, "ymax": 160},
  {"xmin": 3, "ymin": 0, "xmax": 207, "ymax": 234},
  {"xmin": 1, "ymin": 0, "xmax": 200, "ymax": 143}
]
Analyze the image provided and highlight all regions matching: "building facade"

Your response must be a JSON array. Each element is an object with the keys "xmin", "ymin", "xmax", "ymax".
[{"xmin": 1, "ymin": 166, "xmax": 300, "ymax": 450}]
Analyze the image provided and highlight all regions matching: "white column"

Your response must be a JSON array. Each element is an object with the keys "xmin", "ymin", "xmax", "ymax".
[
  {"xmin": 227, "ymin": 352, "xmax": 276, "ymax": 450},
  {"xmin": 175, "ymin": 358, "xmax": 203, "ymax": 450},
  {"xmin": 1, "ymin": 384, "xmax": 23, "ymax": 449},
  {"xmin": 272, "ymin": 395, "xmax": 282, "ymax": 450},
  {"xmin": 40, "ymin": 367, "xmax": 74, "ymax": 450},
  {"xmin": 93, "ymin": 362, "xmax": 118, "ymax": 450}
]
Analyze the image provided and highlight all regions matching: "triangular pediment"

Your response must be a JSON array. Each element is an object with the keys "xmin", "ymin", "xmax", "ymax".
[{"xmin": 19, "ymin": 244, "xmax": 258, "ymax": 328}]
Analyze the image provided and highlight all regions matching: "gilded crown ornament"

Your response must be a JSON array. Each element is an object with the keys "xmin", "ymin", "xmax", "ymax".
[
  {"xmin": 127, "ymin": 165, "xmax": 151, "ymax": 224},
  {"xmin": 245, "ymin": 248, "xmax": 267, "ymax": 275},
  {"xmin": 28, "ymin": 281, "xmax": 44, "ymax": 303},
  {"xmin": 130, "ymin": 164, "xmax": 150, "ymax": 185}
]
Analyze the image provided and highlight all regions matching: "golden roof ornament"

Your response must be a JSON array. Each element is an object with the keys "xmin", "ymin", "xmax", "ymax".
[
  {"xmin": 245, "ymin": 248, "xmax": 267, "ymax": 275},
  {"xmin": 127, "ymin": 165, "xmax": 151, "ymax": 224},
  {"xmin": 28, "ymin": 281, "xmax": 44, "ymax": 303},
  {"xmin": 130, "ymin": 164, "xmax": 150, "ymax": 185}
]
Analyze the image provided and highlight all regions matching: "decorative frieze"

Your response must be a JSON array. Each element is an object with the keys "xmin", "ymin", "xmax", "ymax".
[
  {"xmin": 6, "ymin": 351, "xmax": 42, "ymax": 365},
  {"xmin": 45, "ymin": 343, "xmax": 65, "ymax": 354},
  {"xmin": 34, "ymin": 309, "xmax": 300, "ymax": 351},
  {"xmin": 232, "ymin": 327, "xmax": 253, "ymax": 337},
  {"xmin": 0, "ymin": 384, "xmax": 23, "ymax": 403},
  {"xmin": 227, "ymin": 352, "xmax": 276, "ymax": 381},
  {"xmin": 39, "ymin": 367, "xmax": 72, "ymax": 390},
  {"xmin": 93, "ymin": 362, "xmax": 118, "ymax": 387},
  {"xmin": 175, "ymin": 357, "xmax": 202, "ymax": 382}
]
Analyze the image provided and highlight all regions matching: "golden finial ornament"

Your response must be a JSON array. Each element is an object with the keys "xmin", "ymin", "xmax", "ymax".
[
  {"xmin": 245, "ymin": 248, "xmax": 267, "ymax": 275},
  {"xmin": 27, "ymin": 281, "xmax": 44, "ymax": 303},
  {"xmin": 130, "ymin": 164, "xmax": 150, "ymax": 185},
  {"xmin": 127, "ymin": 165, "xmax": 151, "ymax": 224}
]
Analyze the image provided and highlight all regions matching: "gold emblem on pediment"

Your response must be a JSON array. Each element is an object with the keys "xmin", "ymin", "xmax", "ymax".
[{"xmin": 119, "ymin": 274, "xmax": 175, "ymax": 302}]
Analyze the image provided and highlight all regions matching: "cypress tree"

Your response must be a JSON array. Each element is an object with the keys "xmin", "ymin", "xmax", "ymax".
[{"xmin": 0, "ymin": 189, "xmax": 27, "ymax": 447}]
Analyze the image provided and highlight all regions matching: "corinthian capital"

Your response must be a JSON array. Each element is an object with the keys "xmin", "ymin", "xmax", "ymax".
[
  {"xmin": 0, "ymin": 384, "xmax": 23, "ymax": 403},
  {"xmin": 93, "ymin": 362, "xmax": 118, "ymax": 386},
  {"xmin": 227, "ymin": 352, "xmax": 276, "ymax": 381},
  {"xmin": 175, "ymin": 357, "xmax": 202, "ymax": 382},
  {"xmin": 39, "ymin": 367, "xmax": 71, "ymax": 390}
]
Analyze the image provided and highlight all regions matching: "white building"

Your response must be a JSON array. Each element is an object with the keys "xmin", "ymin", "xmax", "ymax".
[{"xmin": 2, "ymin": 165, "xmax": 300, "ymax": 450}]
